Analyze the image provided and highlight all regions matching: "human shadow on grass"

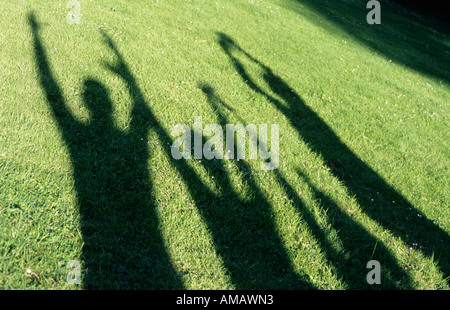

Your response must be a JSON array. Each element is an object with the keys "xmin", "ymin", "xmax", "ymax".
[
  {"xmin": 289, "ymin": 0, "xmax": 449, "ymax": 83},
  {"xmin": 218, "ymin": 32, "xmax": 450, "ymax": 286},
  {"xmin": 278, "ymin": 168, "xmax": 414, "ymax": 288},
  {"xmin": 196, "ymin": 83, "xmax": 317, "ymax": 289},
  {"xmin": 29, "ymin": 12, "xmax": 315, "ymax": 289},
  {"xmin": 99, "ymin": 32, "xmax": 315, "ymax": 288},
  {"xmin": 28, "ymin": 12, "xmax": 182, "ymax": 289},
  {"xmin": 200, "ymin": 83, "xmax": 413, "ymax": 288}
]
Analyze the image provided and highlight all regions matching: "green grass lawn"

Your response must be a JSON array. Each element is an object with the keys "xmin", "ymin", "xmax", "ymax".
[{"xmin": 0, "ymin": 0, "xmax": 449, "ymax": 289}]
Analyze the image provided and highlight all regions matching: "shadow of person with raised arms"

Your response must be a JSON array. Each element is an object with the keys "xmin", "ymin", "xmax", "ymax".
[
  {"xmin": 200, "ymin": 83, "xmax": 414, "ymax": 288},
  {"xmin": 197, "ymin": 83, "xmax": 317, "ymax": 289},
  {"xmin": 218, "ymin": 32, "xmax": 449, "ymax": 285},
  {"xmin": 99, "ymin": 29, "xmax": 315, "ymax": 289},
  {"xmin": 28, "ymin": 12, "xmax": 183, "ymax": 289}
]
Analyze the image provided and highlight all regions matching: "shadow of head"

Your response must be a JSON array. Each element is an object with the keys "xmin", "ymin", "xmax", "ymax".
[
  {"xmin": 198, "ymin": 82, "xmax": 214, "ymax": 95},
  {"xmin": 217, "ymin": 32, "xmax": 237, "ymax": 53},
  {"xmin": 82, "ymin": 79, "xmax": 113, "ymax": 122}
]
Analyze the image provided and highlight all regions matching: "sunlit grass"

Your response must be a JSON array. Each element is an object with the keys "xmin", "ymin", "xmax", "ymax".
[{"xmin": 0, "ymin": 0, "xmax": 448, "ymax": 289}]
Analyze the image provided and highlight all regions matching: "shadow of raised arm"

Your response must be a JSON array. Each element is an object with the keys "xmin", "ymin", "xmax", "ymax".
[
  {"xmin": 99, "ymin": 30, "xmax": 154, "ymax": 135},
  {"xmin": 28, "ymin": 12, "xmax": 80, "ymax": 135}
]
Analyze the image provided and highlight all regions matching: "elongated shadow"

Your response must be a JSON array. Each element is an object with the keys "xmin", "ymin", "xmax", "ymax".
[
  {"xmin": 197, "ymin": 83, "xmax": 316, "ymax": 288},
  {"xmin": 200, "ymin": 83, "xmax": 413, "ymax": 288},
  {"xmin": 99, "ymin": 29, "xmax": 315, "ymax": 288},
  {"xmin": 217, "ymin": 32, "xmax": 450, "ymax": 285},
  {"xmin": 28, "ymin": 12, "xmax": 182, "ymax": 289},
  {"xmin": 281, "ymin": 168, "xmax": 414, "ymax": 288}
]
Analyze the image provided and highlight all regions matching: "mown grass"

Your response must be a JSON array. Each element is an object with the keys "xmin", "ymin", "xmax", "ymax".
[{"xmin": 0, "ymin": 0, "xmax": 448, "ymax": 289}]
